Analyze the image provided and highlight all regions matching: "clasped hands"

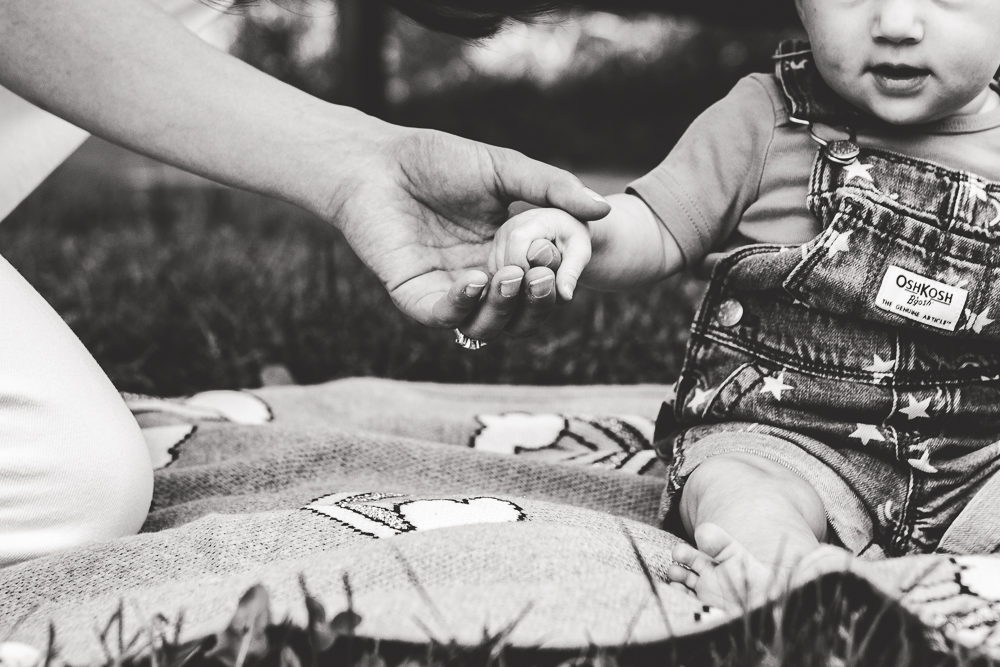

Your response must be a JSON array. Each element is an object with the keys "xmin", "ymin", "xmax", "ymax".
[{"xmin": 327, "ymin": 123, "xmax": 608, "ymax": 343}]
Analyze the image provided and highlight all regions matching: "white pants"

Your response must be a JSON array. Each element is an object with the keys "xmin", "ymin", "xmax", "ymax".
[
  {"xmin": 0, "ymin": 254, "xmax": 152, "ymax": 566},
  {"xmin": 0, "ymin": 0, "xmax": 232, "ymax": 565}
]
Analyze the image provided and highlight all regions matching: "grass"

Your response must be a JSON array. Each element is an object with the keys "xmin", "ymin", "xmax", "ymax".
[
  {"xmin": 11, "ymin": 164, "xmax": 985, "ymax": 666},
  {"xmin": 26, "ymin": 564, "xmax": 997, "ymax": 667},
  {"xmin": 1, "ymin": 174, "xmax": 699, "ymax": 396}
]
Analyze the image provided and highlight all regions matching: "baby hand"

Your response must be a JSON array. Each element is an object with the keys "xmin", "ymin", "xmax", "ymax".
[{"xmin": 489, "ymin": 208, "xmax": 592, "ymax": 300}]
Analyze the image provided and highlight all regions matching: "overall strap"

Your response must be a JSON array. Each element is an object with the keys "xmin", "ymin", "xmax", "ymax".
[{"xmin": 772, "ymin": 40, "xmax": 859, "ymax": 126}]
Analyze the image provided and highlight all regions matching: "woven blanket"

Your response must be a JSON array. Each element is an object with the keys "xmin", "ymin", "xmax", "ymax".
[{"xmin": 1, "ymin": 379, "xmax": 999, "ymax": 661}]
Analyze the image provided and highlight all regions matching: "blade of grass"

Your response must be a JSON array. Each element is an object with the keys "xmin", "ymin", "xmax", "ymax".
[
  {"xmin": 392, "ymin": 546, "xmax": 454, "ymax": 643},
  {"xmin": 618, "ymin": 521, "xmax": 673, "ymax": 638}
]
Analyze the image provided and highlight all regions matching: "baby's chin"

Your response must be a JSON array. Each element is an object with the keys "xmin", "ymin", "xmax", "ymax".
[{"xmin": 852, "ymin": 95, "xmax": 955, "ymax": 126}]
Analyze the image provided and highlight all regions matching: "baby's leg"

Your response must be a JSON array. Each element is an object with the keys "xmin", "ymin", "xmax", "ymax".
[
  {"xmin": 667, "ymin": 453, "xmax": 847, "ymax": 611},
  {"xmin": 0, "ymin": 254, "xmax": 152, "ymax": 566}
]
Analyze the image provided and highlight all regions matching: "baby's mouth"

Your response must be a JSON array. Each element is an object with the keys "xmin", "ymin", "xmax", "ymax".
[{"xmin": 868, "ymin": 64, "xmax": 931, "ymax": 94}]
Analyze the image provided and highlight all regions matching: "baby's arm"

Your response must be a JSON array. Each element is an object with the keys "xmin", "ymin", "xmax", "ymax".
[
  {"xmin": 583, "ymin": 193, "xmax": 684, "ymax": 291},
  {"xmin": 490, "ymin": 193, "xmax": 683, "ymax": 299}
]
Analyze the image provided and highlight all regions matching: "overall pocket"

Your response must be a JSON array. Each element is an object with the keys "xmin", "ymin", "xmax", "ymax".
[{"xmin": 783, "ymin": 192, "xmax": 1000, "ymax": 340}]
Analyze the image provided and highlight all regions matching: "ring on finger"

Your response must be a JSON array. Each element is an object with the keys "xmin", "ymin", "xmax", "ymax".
[{"xmin": 454, "ymin": 329, "xmax": 488, "ymax": 351}]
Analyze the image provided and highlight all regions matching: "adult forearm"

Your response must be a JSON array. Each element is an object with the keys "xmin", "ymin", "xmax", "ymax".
[
  {"xmin": 580, "ymin": 193, "xmax": 682, "ymax": 290},
  {"xmin": 0, "ymin": 0, "xmax": 383, "ymax": 218}
]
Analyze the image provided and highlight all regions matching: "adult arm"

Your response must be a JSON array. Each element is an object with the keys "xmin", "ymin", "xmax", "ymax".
[
  {"xmin": 0, "ymin": 0, "xmax": 610, "ymax": 333},
  {"xmin": 0, "ymin": 0, "xmax": 229, "ymax": 222}
]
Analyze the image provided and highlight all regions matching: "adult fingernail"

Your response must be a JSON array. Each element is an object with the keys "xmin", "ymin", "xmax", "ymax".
[
  {"xmin": 528, "ymin": 275, "xmax": 554, "ymax": 298},
  {"xmin": 528, "ymin": 245, "xmax": 555, "ymax": 267},
  {"xmin": 584, "ymin": 187, "xmax": 608, "ymax": 205},
  {"xmin": 465, "ymin": 283, "xmax": 486, "ymax": 298},
  {"xmin": 500, "ymin": 278, "xmax": 521, "ymax": 298}
]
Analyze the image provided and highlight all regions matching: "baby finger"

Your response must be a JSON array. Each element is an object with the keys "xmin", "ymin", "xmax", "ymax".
[{"xmin": 526, "ymin": 239, "xmax": 562, "ymax": 270}]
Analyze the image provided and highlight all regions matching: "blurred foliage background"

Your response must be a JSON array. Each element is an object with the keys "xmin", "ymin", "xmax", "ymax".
[
  {"xmin": 3, "ymin": 2, "xmax": 801, "ymax": 395},
  {"xmin": 234, "ymin": 2, "xmax": 792, "ymax": 170}
]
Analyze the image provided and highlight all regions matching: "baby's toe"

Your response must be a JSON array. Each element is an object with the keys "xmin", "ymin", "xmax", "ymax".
[
  {"xmin": 671, "ymin": 542, "xmax": 717, "ymax": 576},
  {"xmin": 667, "ymin": 563, "xmax": 700, "ymax": 590}
]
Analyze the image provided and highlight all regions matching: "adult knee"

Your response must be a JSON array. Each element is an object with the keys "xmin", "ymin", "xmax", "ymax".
[
  {"xmin": 0, "ymin": 398, "xmax": 152, "ymax": 566},
  {"xmin": 0, "ymin": 254, "xmax": 153, "ymax": 566}
]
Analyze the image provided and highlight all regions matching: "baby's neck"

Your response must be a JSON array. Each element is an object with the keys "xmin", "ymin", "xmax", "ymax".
[
  {"xmin": 945, "ymin": 86, "xmax": 999, "ymax": 118},
  {"xmin": 863, "ymin": 85, "xmax": 1000, "ymax": 129}
]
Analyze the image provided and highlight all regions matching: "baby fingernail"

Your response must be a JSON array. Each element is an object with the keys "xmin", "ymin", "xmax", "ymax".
[
  {"xmin": 529, "ymin": 275, "xmax": 554, "ymax": 298},
  {"xmin": 528, "ymin": 246, "xmax": 555, "ymax": 267},
  {"xmin": 500, "ymin": 278, "xmax": 521, "ymax": 297},
  {"xmin": 584, "ymin": 187, "xmax": 608, "ymax": 204},
  {"xmin": 465, "ymin": 283, "xmax": 486, "ymax": 298},
  {"xmin": 562, "ymin": 282, "xmax": 575, "ymax": 300}
]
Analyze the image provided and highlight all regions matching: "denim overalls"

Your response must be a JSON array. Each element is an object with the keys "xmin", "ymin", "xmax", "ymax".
[{"xmin": 655, "ymin": 41, "xmax": 1000, "ymax": 559}]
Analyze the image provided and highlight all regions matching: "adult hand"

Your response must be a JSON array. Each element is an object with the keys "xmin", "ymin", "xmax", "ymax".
[
  {"xmin": 0, "ymin": 0, "xmax": 608, "ymax": 344},
  {"xmin": 327, "ymin": 125, "xmax": 609, "ymax": 340}
]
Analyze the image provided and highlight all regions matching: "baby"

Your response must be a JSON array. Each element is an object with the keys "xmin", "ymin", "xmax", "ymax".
[{"xmin": 486, "ymin": 0, "xmax": 1000, "ymax": 610}]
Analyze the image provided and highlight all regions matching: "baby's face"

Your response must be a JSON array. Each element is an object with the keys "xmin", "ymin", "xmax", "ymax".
[{"xmin": 796, "ymin": 0, "xmax": 1000, "ymax": 124}]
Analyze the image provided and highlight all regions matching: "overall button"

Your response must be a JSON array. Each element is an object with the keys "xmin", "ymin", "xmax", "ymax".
[
  {"xmin": 825, "ymin": 140, "xmax": 860, "ymax": 165},
  {"xmin": 717, "ymin": 299, "xmax": 744, "ymax": 327}
]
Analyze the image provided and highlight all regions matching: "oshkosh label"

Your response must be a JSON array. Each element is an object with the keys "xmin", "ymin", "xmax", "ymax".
[{"xmin": 875, "ymin": 265, "xmax": 968, "ymax": 331}]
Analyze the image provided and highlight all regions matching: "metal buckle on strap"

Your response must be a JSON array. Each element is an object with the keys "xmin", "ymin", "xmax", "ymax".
[
  {"xmin": 805, "ymin": 122, "xmax": 860, "ymax": 166},
  {"xmin": 771, "ymin": 48, "xmax": 813, "ymax": 61}
]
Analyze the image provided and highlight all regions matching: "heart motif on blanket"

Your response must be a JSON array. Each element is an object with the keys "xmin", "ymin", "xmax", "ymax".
[
  {"xmin": 0, "ymin": 642, "xmax": 41, "ymax": 667},
  {"xmin": 397, "ymin": 497, "xmax": 524, "ymax": 531},
  {"xmin": 303, "ymin": 492, "xmax": 525, "ymax": 538},
  {"xmin": 473, "ymin": 414, "xmax": 567, "ymax": 455},
  {"xmin": 471, "ymin": 413, "xmax": 659, "ymax": 475},
  {"xmin": 899, "ymin": 555, "xmax": 1000, "ymax": 650},
  {"xmin": 184, "ymin": 390, "xmax": 273, "ymax": 425},
  {"xmin": 130, "ymin": 390, "xmax": 273, "ymax": 469},
  {"xmin": 125, "ymin": 390, "xmax": 273, "ymax": 426},
  {"xmin": 142, "ymin": 424, "xmax": 197, "ymax": 470},
  {"xmin": 956, "ymin": 555, "xmax": 1000, "ymax": 601}
]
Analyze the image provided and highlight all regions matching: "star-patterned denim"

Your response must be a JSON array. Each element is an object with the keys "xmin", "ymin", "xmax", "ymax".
[{"xmin": 655, "ymin": 42, "xmax": 1000, "ymax": 559}]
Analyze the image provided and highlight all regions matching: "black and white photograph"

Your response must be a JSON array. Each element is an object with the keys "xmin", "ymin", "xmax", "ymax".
[{"xmin": 2, "ymin": 0, "xmax": 1000, "ymax": 665}]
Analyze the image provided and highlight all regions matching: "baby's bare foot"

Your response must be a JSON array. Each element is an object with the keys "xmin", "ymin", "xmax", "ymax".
[
  {"xmin": 667, "ymin": 523, "xmax": 854, "ymax": 612},
  {"xmin": 667, "ymin": 523, "xmax": 789, "ymax": 612},
  {"xmin": 790, "ymin": 543, "xmax": 855, "ymax": 586}
]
